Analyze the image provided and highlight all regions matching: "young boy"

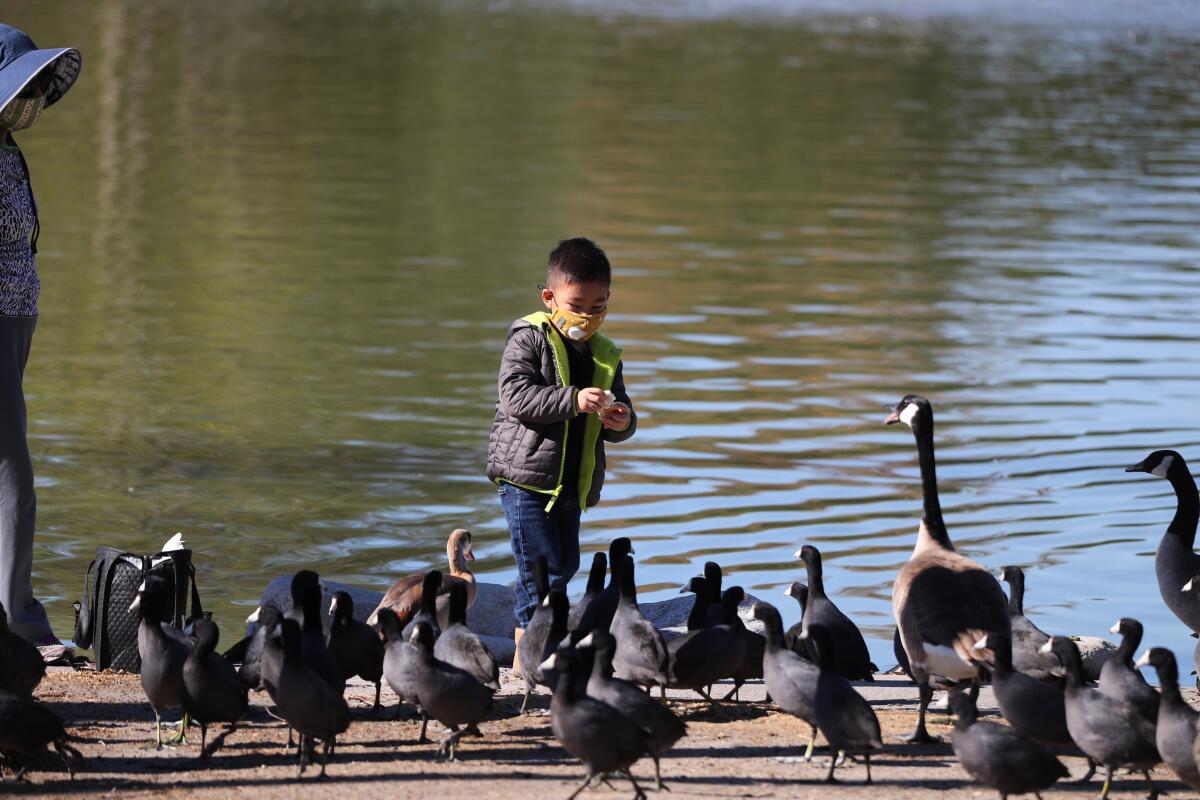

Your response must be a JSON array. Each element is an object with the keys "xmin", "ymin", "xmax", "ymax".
[{"xmin": 487, "ymin": 237, "xmax": 636, "ymax": 634}]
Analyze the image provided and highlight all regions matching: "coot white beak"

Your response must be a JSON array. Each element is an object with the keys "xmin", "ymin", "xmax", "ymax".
[
  {"xmin": 1134, "ymin": 650, "xmax": 1151, "ymax": 668},
  {"xmin": 577, "ymin": 632, "xmax": 594, "ymax": 648},
  {"xmin": 539, "ymin": 654, "xmax": 559, "ymax": 672},
  {"xmin": 1185, "ymin": 578, "xmax": 1196, "ymax": 592},
  {"xmin": 246, "ymin": 606, "xmax": 261, "ymax": 624},
  {"xmin": 1039, "ymin": 639, "xmax": 1053, "ymax": 654},
  {"xmin": 1109, "ymin": 622, "xmax": 1122, "ymax": 634},
  {"xmin": 793, "ymin": 549, "xmax": 804, "ymax": 559},
  {"xmin": 328, "ymin": 596, "xmax": 339, "ymax": 616},
  {"xmin": 973, "ymin": 635, "xmax": 988, "ymax": 651}
]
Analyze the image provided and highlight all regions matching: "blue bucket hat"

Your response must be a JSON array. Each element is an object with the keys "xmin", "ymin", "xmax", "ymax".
[{"xmin": 0, "ymin": 23, "xmax": 81, "ymax": 113}]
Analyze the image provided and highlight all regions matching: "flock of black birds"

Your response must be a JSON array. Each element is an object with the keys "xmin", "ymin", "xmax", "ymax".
[{"xmin": 2, "ymin": 393, "xmax": 1200, "ymax": 800}]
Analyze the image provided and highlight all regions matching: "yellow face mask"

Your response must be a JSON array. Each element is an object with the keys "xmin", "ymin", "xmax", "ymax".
[{"xmin": 550, "ymin": 305, "xmax": 607, "ymax": 342}]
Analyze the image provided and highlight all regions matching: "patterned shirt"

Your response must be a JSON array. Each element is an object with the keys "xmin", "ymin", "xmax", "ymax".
[{"xmin": 0, "ymin": 137, "xmax": 38, "ymax": 316}]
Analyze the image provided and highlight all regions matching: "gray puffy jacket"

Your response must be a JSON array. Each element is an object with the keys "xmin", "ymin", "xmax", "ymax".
[{"xmin": 486, "ymin": 314, "xmax": 636, "ymax": 510}]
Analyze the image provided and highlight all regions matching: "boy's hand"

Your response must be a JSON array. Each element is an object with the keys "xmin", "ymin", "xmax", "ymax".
[
  {"xmin": 600, "ymin": 403, "xmax": 631, "ymax": 430},
  {"xmin": 576, "ymin": 388, "xmax": 608, "ymax": 415}
]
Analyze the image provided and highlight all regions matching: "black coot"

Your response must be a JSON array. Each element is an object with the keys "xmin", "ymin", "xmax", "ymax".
[
  {"xmin": 0, "ymin": 690, "xmax": 82, "ymax": 779},
  {"xmin": 1099, "ymin": 618, "xmax": 1159, "ymax": 726},
  {"xmin": 236, "ymin": 602, "xmax": 281, "ymax": 691},
  {"xmin": 667, "ymin": 585, "xmax": 745, "ymax": 702},
  {"xmin": 795, "ymin": 545, "xmax": 876, "ymax": 680},
  {"xmin": 807, "ymin": 623, "xmax": 883, "ymax": 783},
  {"xmin": 579, "ymin": 630, "xmax": 686, "ymax": 790},
  {"xmin": 520, "ymin": 588, "xmax": 570, "ymax": 712},
  {"xmin": 179, "ymin": 617, "xmax": 249, "ymax": 758},
  {"xmin": 1135, "ymin": 647, "xmax": 1200, "ymax": 789},
  {"xmin": 999, "ymin": 566, "xmax": 1063, "ymax": 682},
  {"xmin": 0, "ymin": 601, "xmax": 44, "ymax": 695},
  {"xmin": 570, "ymin": 537, "xmax": 633, "ymax": 641},
  {"xmin": 409, "ymin": 621, "xmax": 493, "ymax": 761},
  {"xmin": 701, "ymin": 561, "xmax": 725, "ymax": 626},
  {"xmin": 327, "ymin": 591, "xmax": 385, "ymax": 709},
  {"xmin": 782, "ymin": 582, "xmax": 808, "ymax": 654},
  {"xmin": 288, "ymin": 570, "xmax": 343, "ymax": 692},
  {"xmin": 567, "ymin": 552, "xmax": 607, "ymax": 634},
  {"xmin": 1043, "ymin": 635, "xmax": 1160, "ymax": 800},
  {"xmin": 379, "ymin": 608, "xmax": 428, "ymax": 740},
  {"xmin": 434, "ymin": 582, "xmax": 499, "ymax": 691},
  {"xmin": 608, "ymin": 555, "xmax": 669, "ymax": 690},
  {"xmin": 543, "ymin": 645, "xmax": 650, "ymax": 799},
  {"xmin": 721, "ymin": 586, "xmax": 765, "ymax": 701},
  {"xmin": 682, "ymin": 575, "xmax": 712, "ymax": 631},
  {"xmin": 751, "ymin": 602, "xmax": 820, "ymax": 760},
  {"xmin": 519, "ymin": 556, "xmax": 553, "ymax": 706},
  {"xmin": 267, "ymin": 618, "xmax": 351, "ymax": 776},
  {"xmin": 130, "ymin": 575, "xmax": 193, "ymax": 748},
  {"xmin": 949, "ymin": 688, "xmax": 1068, "ymax": 799}
]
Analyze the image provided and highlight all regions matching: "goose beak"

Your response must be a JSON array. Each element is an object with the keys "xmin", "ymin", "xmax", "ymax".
[
  {"xmin": 1109, "ymin": 622, "xmax": 1121, "ymax": 634},
  {"xmin": 1039, "ymin": 639, "xmax": 1053, "ymax": 654},
  {"xmin": 1134, "ymin": 650, "xmax": 1151, "ymax": 669},
  {"xmin": 577, "ymin": 632, "xmax": 594, "ymax": 648},
  {"xmin": 973, "ymin": 635, "xmax": 988, "ymax": 651},
  {"xmin": 884, "ymin": 405, "xmax": 902, "ymax": 425},
  {"xmin": 246, "ymin": 606, "xmax": 261, "ymax": 624}
]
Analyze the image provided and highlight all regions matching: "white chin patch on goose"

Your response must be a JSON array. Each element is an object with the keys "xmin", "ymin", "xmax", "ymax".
[
  {"xmin": 1151, "ymin": 455, "xmax": 1174, "ymax": 478},
  {"xmin": 899, "ymin": 403, "xmax": 920, "ymax": 427}
]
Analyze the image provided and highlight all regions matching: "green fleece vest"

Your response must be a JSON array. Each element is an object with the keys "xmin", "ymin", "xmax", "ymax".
[{"xmin": 518, "ymin": 311, "xmax": 622, "ymax": 511}]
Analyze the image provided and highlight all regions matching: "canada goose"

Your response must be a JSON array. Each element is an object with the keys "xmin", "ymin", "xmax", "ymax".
[
  {"xmin": 782, "ymin": 581, "xmax": 809, "ymax": 654},
  {"xmin": 367, "ymin": 529, "xmax": 476, "ymax": 629},
  {"xmin": 520, "ymin": 588, "xmax": 570, "ymax": 712},
  {"xmin": 0, "ymin": 601, "xmax": 44, "ymax": 695},
  {"xmin": 1135, "ymin": 647, "xmax": 1200, "ymax": 789},
  {"xmin": 130, "ymin": 575, "xmax": 193, "ymax": 748},
  {"xmin": 434, "ymin": 582, "xmax": 499, "ymax": 691},
  {"xmin": 267, "ymin": 618, "xmax": 351, "ymax": 776},
  {"xmin": 999, "ymin": 566, "xmax": 1063, "ymax": 682},
  {"xmin": 567, "ymin": 552, "xmax": 607, "ymax": 634},
  {"xmin": 667, "ymin": 584, "xmax": 745, "ymax": 702},
  {"xmin": 1099, "ymin": 618, "xmax": 1159, "ymax": 726},
  {"xmin": 1126, "ymin": 451, "xmax": 1200, "ymax": 633},
  {"xmin": 885, "ymin": 394, "xmax": 1010, "ymax": 742},
  {"xmin": 609, "ymin": 555, "xmax": 670, "ymax": 690},
  {"xmin": 327, "ymin": 591, "xmax": 385, "ymax": 709},
  {"xmin": 542, "ymin": 645, "xmax": 650, "ymax": 800},
  {"xmin": 408, "ymin": 621, "xmax": 493, "ymax": 761},
  {"xmin": 0, "ymin": 690, "xmax": 82, "ymax": 779},
  {"xmin": 570, "ymin": 537, "xmax": 633, "ymax": 642},
  {"xmin": 751, "ymin": 602, "xmax": 820, "ymax": 760},
  {"xmin": 578, "ymin": 630, "xmax": 686, "ymax": 790},
  {"xmin": 795, "ymin": 545, "xmax": 876, "ymax": 680},
  {"xmin": 949, "ymin": 688, "xmax": 1068, "ymax": 799},
  {"xmin": 179, "ymin": 618, "xmax": 248, "ymax": 758},
  {"xmin": 806, "ymin": 624, "xmax": 883, "ymax": 783},
  {"xmin": 287, "ymin": 570, "xmax": 343, "ymax": 692},
  {"xmin": 1041, "ymin": 636, "xmax": 1159, "ymax": 800}
]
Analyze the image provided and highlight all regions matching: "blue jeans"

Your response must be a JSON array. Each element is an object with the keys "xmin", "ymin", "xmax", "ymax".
[{"xmin": 499, "ymin": 482, "xmax": 581, "ymax": 628}]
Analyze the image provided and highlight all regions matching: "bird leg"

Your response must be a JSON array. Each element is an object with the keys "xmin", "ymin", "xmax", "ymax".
[
  {"xmin": 165, "ymin": 712, "xmax": 190, "ymax": 745},
  {"xmin": 520, "ymin": 690, "xmax": 531, "ymax": 714},
  {"xmin": 53, "ymin": 741, "xmax": 82, "ymax": 778},
  {"xmin": 653, "ymin": 757, "xmax": 670, "ymax": 791},
  {"xmin": 319, "ymin": 738, "xmax": 334, "ymax": 778},
  {"xmin": 373, "ymin": 681, "xmax": 382, "ymax": 711},
  {"xmin": 199, "ymin": 723, "xmax": 208, "ymax": 755},
  {"xmin": 566, "ymin": 773, "xmax": 596, "ymax": 800},
  {"xmin": 1072, "ymin": 757, "xmax": 1097, "ymax": 783},
  {"xmin": 803, "ymin": 725, "xmax": 817, "ymax": 761},
  {"xmin": 297, "ymin": 735, "xmax": 309, "ymax": 777},
  {"xmin": 623, "ymin": 768, "xmax": 647, "ymax": 800},
  {"xmin": 863, "ymin": 754, "xmax": 872, "ymax": 785},
  {"xmin": 721, "ymin": 680, "xmax": 744, "ymax": 701},
  {"xmin": 1142, "ymin": 770, "xmax": 1157, "ymax": 800},
  {"xmin": 899, "ymin": 680, "xmax": 940, "ymax": 743},
  {"xmin": 418, "ymin": 711, "xmax": 430, "ymax": 744},
  {"xmin": 437, "ymin": 726, "xmax": 468, "ymax": 761},
  {"xmin": 1099, "ymin": 766, "xmax": 1113, "ymax": 800},
  {"xmin": 824, "ymin": 753, "xmax": 840, "ymax": 784},
  {"xmin": 154, "ymin": 712, "xmax": 163, "ymax": 750},
  {"xmin": 202, "ymin": 724, "xmax": 238, "ymax": 760}
]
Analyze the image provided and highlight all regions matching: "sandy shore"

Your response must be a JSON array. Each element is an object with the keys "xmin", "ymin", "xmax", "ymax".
[{"xmin": 5, "ymin": 667, "xmax": 1191, "ymax": 798}]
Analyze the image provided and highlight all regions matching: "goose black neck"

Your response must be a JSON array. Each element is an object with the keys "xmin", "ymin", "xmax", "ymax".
[
  {"xmin": 912, "ymin": 414, "xmax": 950, "ymax": 547},
  {"xmin": 1167, "ymin": 467, "xmax": 1199, "ymax": 547}
]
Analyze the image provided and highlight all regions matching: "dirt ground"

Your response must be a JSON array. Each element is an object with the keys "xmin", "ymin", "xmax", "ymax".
[{"xmin": 3, "ymin": 668, "xmax": 1190, "ymax": 799}]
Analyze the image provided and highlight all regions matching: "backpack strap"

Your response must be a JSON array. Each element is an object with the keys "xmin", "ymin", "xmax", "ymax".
[
  {"xmin": 187, "ymin": 562, "xmax": 204, "ymax": 621},
  {"xmin": 73, "ymin": 558, "xmax": 99, "ymax": 649}
]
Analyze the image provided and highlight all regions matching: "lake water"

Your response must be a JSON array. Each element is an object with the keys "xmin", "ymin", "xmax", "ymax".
[{"xmin": 12, "ymin": 0, "xmax": 1200, "ymax": 672}]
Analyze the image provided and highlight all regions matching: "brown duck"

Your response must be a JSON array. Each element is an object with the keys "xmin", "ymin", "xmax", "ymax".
[{"xmin": 367, "ymin": 529, "xmax": 477, "ymax": 631}]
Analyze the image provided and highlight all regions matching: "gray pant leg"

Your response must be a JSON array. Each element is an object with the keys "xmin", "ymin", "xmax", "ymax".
[{"xmin": 0, "ymin": 315, "xmax": 52, "ymax": 642}]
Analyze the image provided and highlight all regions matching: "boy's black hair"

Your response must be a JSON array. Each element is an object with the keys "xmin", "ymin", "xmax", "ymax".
[{"xmin": 547, "ymin": 237, "xmax": 611, "ymax": 287}]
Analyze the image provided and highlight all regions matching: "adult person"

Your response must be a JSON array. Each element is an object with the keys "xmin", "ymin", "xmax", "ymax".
[{"xmin": 0, "ymin": 23, "xmax": 82, "ymax": 662}]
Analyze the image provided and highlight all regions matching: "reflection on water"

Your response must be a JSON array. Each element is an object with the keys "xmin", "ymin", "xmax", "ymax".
[{"xmin": 10, "ymin": 1, "xmax": 1200, "ymax": 670}]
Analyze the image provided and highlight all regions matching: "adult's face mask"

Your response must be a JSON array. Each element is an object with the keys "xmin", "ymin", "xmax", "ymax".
[
  {"xmin": 551, "ymin": 303, "xmax": 607, "ymax": 342},
  {"xmin": 0, "ymin": 95, "xmax": 45, "ymax": 131}
]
